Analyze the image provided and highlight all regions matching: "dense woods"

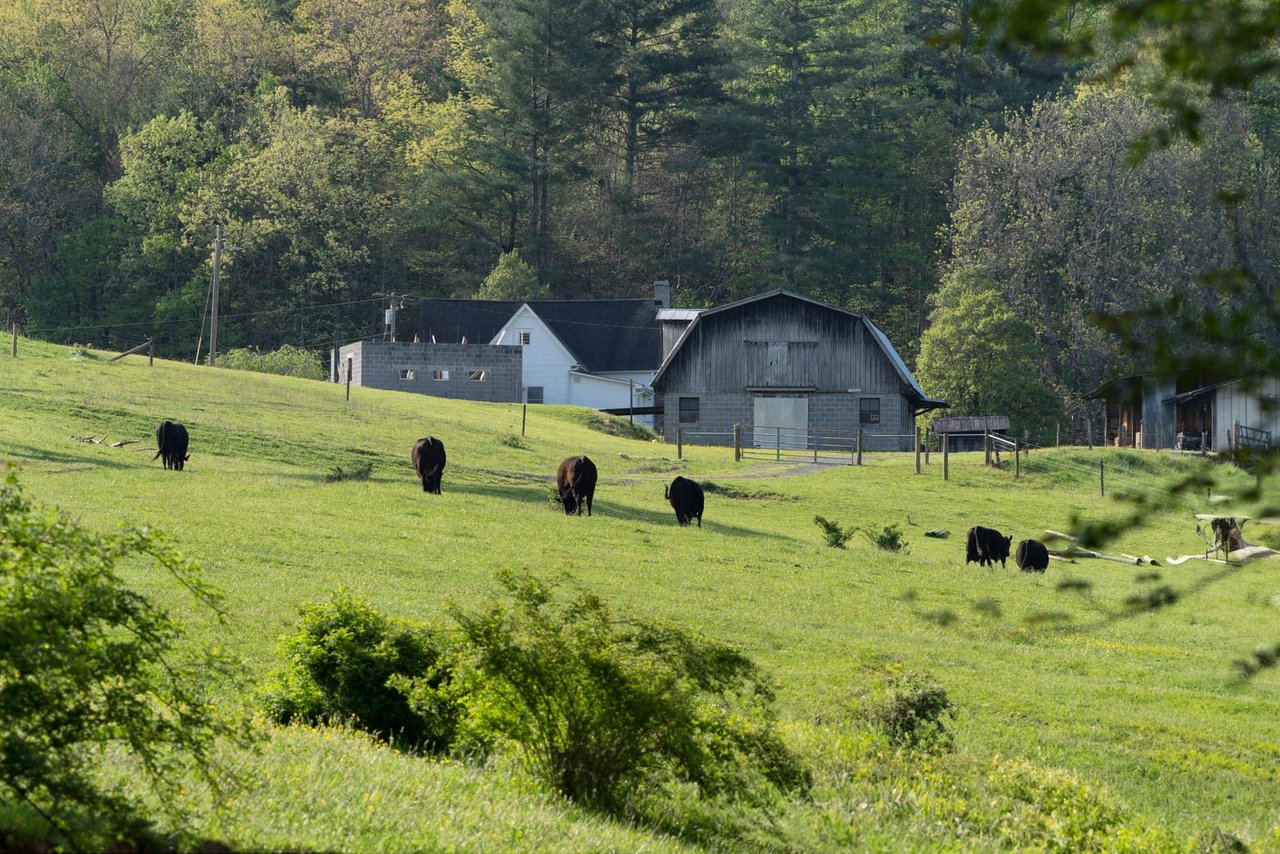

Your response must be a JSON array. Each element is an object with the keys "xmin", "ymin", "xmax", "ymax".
[{"xmin": 2, "ymin": 0, "xmax": 1278, "ymax": 430}]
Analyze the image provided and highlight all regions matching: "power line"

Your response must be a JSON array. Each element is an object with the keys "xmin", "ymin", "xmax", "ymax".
[{"xmin": 25, "ymin": 296, "xmax": 386, "ymax": 337}]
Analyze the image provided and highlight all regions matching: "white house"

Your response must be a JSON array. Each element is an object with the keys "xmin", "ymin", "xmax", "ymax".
[
  {"xmin": 415, "ymin": 284, "xmax": 694, "ymax": 423},
  {"xmin": 488, "ymin": 301, "xmax": 660, "ymax": 412}
]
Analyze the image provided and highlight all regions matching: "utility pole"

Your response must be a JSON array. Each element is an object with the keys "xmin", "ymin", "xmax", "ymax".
[
  {"xmin": 209, "ymin": 224, "xmax": 224, "ymax": 366},
  {"xmin": 376, "ymin": 293, "xmax": 406, "ymax": 342}
]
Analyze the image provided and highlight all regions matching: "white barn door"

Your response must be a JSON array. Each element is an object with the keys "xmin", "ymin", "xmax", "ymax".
[{"xmin": 753, "ymin": 397, "xmax": 809, "ymax": 449}]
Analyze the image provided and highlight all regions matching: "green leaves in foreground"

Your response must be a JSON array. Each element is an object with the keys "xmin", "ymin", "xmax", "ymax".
[
  {"xmin": 0, "ymin": 471, "xmax": 251, "ymax": 845},
  {"xmin": 448, "ymin": 570, "xmax": 810, "ymax": 811}
]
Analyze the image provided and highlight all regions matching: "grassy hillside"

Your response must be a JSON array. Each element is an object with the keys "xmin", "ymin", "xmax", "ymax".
[{"xmin": 3, "ymin": 338, "xmax": 1279, "ymax": 852}]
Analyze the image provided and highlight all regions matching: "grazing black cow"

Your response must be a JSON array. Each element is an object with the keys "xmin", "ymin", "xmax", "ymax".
[
  {"xmin": 556, "ymin": 455, "xmax": 597, "ymax": 516},
  {"xmin": 966, "ymin": 526, "xmax": 1012, "ymax": 568},
  {"xmin": 665, "ymin": 476, "xmax": 704, "ymax": 527},
  {"xmin": 411, "ymin": 437, "xmax": 447, "ymax": 494},
  {"xmin": 1015, "ymin": 538, "xmax": 1049, "ymax": 572},
  {"xmin": 153, "ymin": 420, "xmax": 189, "ymax": 471}
]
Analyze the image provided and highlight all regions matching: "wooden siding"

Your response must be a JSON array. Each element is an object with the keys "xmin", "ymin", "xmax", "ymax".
[
  {"xmin": 657, "ymin": 297, "xmax": 904, "ymax": 395},
  {"xmin": 1214, "ymin": 379, "xmax": 1280, "ymax": 451}
]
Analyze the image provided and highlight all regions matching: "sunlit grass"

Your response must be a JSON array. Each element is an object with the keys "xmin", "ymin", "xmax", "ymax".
[{"xmin": 3, "ymin": 336, "xmax": 1279, "ymax": 850}]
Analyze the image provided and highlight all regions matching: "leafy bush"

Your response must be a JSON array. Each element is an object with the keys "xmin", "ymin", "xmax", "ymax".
[
  {"xmin": 221, "ymin": 344, "xmax": 326, "ymax": 380},
  {"xmin": 450, "ymin": 571, "xmax": 810, "ymax": 811},
  {"xmin": 500, "ymin": 433, "xmax": 528, "ymax": 450},
  {"xmin": 814, "ymin": 515, "xmax": 855, "ymax": 548},
  {"xmin": 0, "ymin": 472, "xmax": 249, "ymax": 844},
  {"xmin": 862, "ymin": 522, "xmax": 910, "ymax": 553},
  {"xmin": 861, "ymin": 670, "xmax": 956, "ymax": 751},
  {"xmin": 266, "ymin": 591, "xmax": 460, "ymax": 751}
]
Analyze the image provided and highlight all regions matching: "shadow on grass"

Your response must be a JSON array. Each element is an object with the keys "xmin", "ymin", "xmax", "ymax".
[{"xmin": 3, "ymin": 443, "xmax": 138, "ymax": 470}]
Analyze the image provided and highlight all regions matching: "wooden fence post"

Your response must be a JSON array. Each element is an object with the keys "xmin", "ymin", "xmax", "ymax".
[
  {"xmin": 915, "ymin": 426, "xmax": 921, "ymax": 474},
  {"xmin": 521, "ymin": 404, "xmax": 527, "ymax": 437},
  {"xmin": 1233, "ymin": 420, "xmax": 1241, "ymax": 460},
  {"xmin": 1100, "ymin": 460, "xmax": 1105, "ymax": 497},
  {"xmin": 856, "ymin": 428, "xmax": 863, "ymax": 466},
  {"xmin": 733, "ymin": 424, "xmax": 741, "ymax": 462},
  {"xmin": 1015, "ymin": 441, "xmax": 1021, "ymax": 478},
  {"xmin": 677, "ymin": 428, "xmax": 683, "ymax": 460},
  {"xmin": 943, "ymin": 432, "xmax": 949, "ymax": 481},
  {"xmin": 984, "ymin": 429, "xmax": 991, "ymax": 466},
  {"xmin": 148, "ymin": 338, "xmax": 154, "ymax": 366},
  {"xmin": 346, "ymin": 356, "xmax": 352, "ymax": 401}
]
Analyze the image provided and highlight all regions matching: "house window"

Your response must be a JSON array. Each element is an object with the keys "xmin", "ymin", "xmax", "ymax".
[
  {"xmin": 433, "ymin": 369, "xmax": 450, "ymax": 381},
  {"xmin": 518, "ymin": 330, "xmax": 532, "ymax": 345},
  {"xmin": 398, "ymin": 368, "xmax": 414, "ymax": 380},
  {"xmin": 468, "ymin": 370, "xmax": 487, "ymax": 382},
  {"xmin": 860, "ymin": 397, "xmax": 880, "ymax": 425},
  {"xmin": 526, "ymin": 386, "xmax": 544, "ymax": 404},
  {"xmin": 679, "ymin": 397, "xmax": 700, "ymax": 424}
]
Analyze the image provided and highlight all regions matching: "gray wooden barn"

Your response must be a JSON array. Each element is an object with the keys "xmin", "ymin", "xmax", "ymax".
[{"xmin": 651, "ymin": 290, "xmax": 946, "ymax": 450}]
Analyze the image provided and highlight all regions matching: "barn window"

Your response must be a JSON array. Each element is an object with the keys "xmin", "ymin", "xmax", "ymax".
[
  {"xmin": 527, "ymin": 386, "xmax": 544, "ymax": 404},
  {"xmin": 433, "ymin": 369, "xmax": 450, "ymax": 381},
  {"xmin": 518, "ymin": 329, "xmax": 532, "ymax": 345},
  {"xmin": 860, "ymin": 397, "xmax": 881, "ymax": 425},
  {"xmin": 398, "ymin": 368, "xmax": 414, "ymax": 380},
  {"xmin": 468, "ymin": 370, "xmax": 487, "ymax": 382},
  {"xmin": 679, "ymin": 397, "xmax": 700, "ymax": 424}
]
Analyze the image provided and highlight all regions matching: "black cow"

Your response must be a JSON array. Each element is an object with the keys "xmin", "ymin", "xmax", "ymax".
[
  {"xmin": 1015, "ymin": 538, "xmax": 1049, "ymax": 572},
  {"xmin": 556, "ymin": 455, "xmax": 597, "ymax": 516},
  {"xmin": 153, "ymin": 420, "xmax": 189, "ymax": 471},
  {"xmin": 966, "ymin": 525, "xmax": 1012, "ymax": 568},
  {"xmin": 411, "ymin": 437, "xmax": 447, "ymax": 494},
  {"xmin": 665, "ymin": 476, "xmax": 704, "ymax": 527}
]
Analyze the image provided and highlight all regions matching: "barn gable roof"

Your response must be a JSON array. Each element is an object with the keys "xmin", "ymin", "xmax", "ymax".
[
  {"xmin": 417, "ymin": 298, "xmax": 660, "ymax": 373},
  {"xmin": 651, "ymin": 289, "xmax": 946, "ymax": 410}
]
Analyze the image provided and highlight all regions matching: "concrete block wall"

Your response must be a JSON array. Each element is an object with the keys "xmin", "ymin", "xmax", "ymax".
[{"xmin": 337, "ymin": 341, "xmax": 523, "ymax": 402}]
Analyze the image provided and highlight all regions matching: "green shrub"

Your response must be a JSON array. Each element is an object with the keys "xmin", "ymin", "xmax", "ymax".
[
  {"xmin": 221, "ymin": 344, "xmax": 326, "ymax": 380},
  {"xmin": 862, "ymin": 522, "xmax": 910, "ymax": 554},
  {"xmin": 862, "ymin": 670, "xmax": 956, "ymax": 751},
  {"xmin": 266, "ymin": 591, "xmax": 460, "ymax": 751},
  {"xmin": 814, "ymin": 515, "xmax": 855, "ymax": 548},
  {"xmin": 0, "ymin": 472, "xmax": 249, "ymax": 845},
  {"xmin": 450, "ymin": 571, "xmax": 810, "ymax": 811}
]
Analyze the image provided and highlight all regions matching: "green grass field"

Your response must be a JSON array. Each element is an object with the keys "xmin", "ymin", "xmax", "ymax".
[{"xmin": 3, "ymin": 337, "xmax": 1279, "ymax": 852}]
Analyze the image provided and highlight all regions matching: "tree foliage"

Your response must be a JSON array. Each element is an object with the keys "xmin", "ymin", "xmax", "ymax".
[
  {"xmin": 0, "ymin": 471, "xmax": 250, "ymax": 845},
  {"xmin": 916, "ymin": 273, "xmax": 1063, "ymax": 443}
]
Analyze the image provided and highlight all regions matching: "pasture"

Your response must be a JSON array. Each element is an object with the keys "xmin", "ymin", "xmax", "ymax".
[{"xmin": 2, "ymin": 338, "xmax": 1279, "ymax": 852}]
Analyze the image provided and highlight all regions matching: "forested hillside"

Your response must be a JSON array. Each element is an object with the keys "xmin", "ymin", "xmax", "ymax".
[{"xmin": 2, "ymin": 0, "xmax": 1278, "ymax": 431}]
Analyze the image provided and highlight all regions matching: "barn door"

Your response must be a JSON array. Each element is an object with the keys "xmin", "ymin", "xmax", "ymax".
[{"xmin": 753, "ymin": 397, "xmax": 809, "ymax": 449}]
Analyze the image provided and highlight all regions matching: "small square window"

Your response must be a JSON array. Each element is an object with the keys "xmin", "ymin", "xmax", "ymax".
[
  {"xmin": 860, "ymin": 398, "xmax": 880, "ymax": 425},
  {"xmin": 526, "ymin": 386, "xmax": 544, "ymax": 404},
  {"xmin": 518, "ymin": 330, "xmax": 532, "ymax": 345},
  {"xmin": 679, "ymin": 397, "xmax": 700, "ymax": 424},
  {"xmin": 433, "ymin": 369, "xmax": 450, "ymax": 381},
  {"xmin": 398, "ymin": 368, "xmax": 414, "ymax": 380},
  {"xmin": 468, "ymin": 370, "xmax": 486, "ymax": 382}
]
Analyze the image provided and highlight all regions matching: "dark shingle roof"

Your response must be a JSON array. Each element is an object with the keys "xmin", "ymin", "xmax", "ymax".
[
  {"xmin": 416, "ymin": 298, "xmax": 661, "ymax": 373},
  {"xmin": 417, "ymin": 299, "xmax": 520, "ymax": 345},
  {"xmin": 526, "ymin": 300, "xmax": 660, "ymax": 372}
]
